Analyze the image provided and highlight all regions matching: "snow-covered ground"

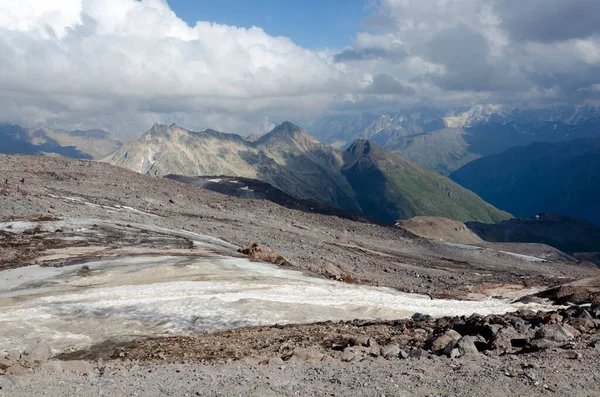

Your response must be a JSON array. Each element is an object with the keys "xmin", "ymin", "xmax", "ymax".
[{"xmin": 0, "ymin": 253, "xmax": 554, "ymax": 354}]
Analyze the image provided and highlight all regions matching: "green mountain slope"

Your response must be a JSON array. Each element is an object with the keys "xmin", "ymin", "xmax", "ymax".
[{"xmin": 342, "ymin": 140, "xmax": 513, "ymax": 224}]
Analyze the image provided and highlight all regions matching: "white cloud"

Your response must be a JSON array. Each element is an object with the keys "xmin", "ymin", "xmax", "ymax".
[
  {"xmin": 1, "ymin": 0, "xmax": 600, "ymax": 136},
  {"xmin": 0, "ymin": 0, "xmax": 358, "ymax": 136}
]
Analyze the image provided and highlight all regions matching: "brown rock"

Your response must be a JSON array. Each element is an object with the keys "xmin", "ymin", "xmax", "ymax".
[{"xmin": 431, "ymin": 330, "xmax": 462, "ymax": 352}]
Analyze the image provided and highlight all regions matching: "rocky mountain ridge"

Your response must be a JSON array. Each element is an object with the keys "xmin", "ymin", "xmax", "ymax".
[{"xmin": 105, "ymin": 122, "xmax": 511, "ymax": 224}]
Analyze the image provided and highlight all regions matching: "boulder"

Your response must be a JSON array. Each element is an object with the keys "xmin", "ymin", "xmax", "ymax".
[
  {"xmin": 455, "ymin": 335, "xmax": 485, "ymax": 356},
  {"xmin": 292, "ymin": 348, "xmax": 324, "ymax": 362},
  {"xmin": 380, "ymin": 344, "xmax": 401, "ymax": 359},
  {"xmin": 566, "ymin": 318, "xmax": 596, "ymax": 333},
  {"xmin": 430, "ymin": 330, "xmax": 462, "ymax": 353},
  {"xmin": 535, "ymin": 324, "xmax": 575, "ymax": 342},
  {"xmin": 340, "ymin": 347, "xmax": 360, "ymax": 363},
  {"xmin": 408, "ymin": 348, "xmax": 428, "ymax": 359},
  {"xmin": 412, "ymin": 313, "xmax": 432, "ymax": 322},
  {"xmin": 511, "ymin": 318, "xmax": 530, "ymax": 333}
]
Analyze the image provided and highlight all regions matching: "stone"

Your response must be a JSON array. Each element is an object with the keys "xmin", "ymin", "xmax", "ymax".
[
  {"xmin": 292, "ymin": 348, "xmax": 325, "ymax": 362},
  {"xmin": 341, "ymin": 348, "xmax": 359, "ymax": 363},
  {"xmin": 545, "ymin": 314, "xmax": 563, "ymax": 325},
  {"xmin": 529, "ymin": 339, "xmax": 559, "ymax": 351},
  {"xmin": 380, "ymin": 344, "xmax": 401, "ymax": 359},
  {"xmin": 412, "ymin": 313, "xmax": 432, "ymax": 322},
  {"xmin": 22, "ymin": 340, "xmax": 52, "ymax": 364},
  {"xmin": 408, "ymin": 348, "xmax": 427, "ymax": 359},
  {"xmin": 430, "ymin": 330, "xmax": 462, "ymax": 352},
  {"xmin": 456, "ymin": 335, "xmax": 485, "ymax": 356},
  {"xmin": 589, "ymin": 303, "xmax": 600, "ymax": 318},
  {"xmin": 535, "ymin": 324, "xmax": 575, "ymax": 342},
  {"xmin": 566, "ymin": 318, "xmax": 596, "ymax": 333},
  {"xmin": 449, "ymin": 348, "xmax": 461, "ymax": 359},
  {"xmin": 511, "ymin": 318, "xmax": 530, "ymax": 333},
  {"xmin": 267, "ymin": 356, "xmax": 284, "ymax": 365},
  {"xmin": 398, "ymin": 350, "xmax": 409, "ymax": 359},
  {"xmin": 577, "ymin": 310, "xmax": 593, "ymax": 319}
]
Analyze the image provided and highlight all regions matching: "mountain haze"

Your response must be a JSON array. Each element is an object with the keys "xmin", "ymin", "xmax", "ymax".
[
  {"xmin": 105, "ymin": 122, "xmax": 511, "ymax": 224},
  {"xmin": 0, "ymin": 124, "xmax": 126, "ymax": 159}
]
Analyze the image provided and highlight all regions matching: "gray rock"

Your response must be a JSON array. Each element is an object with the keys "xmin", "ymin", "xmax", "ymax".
[
  {"xmin": 431, "ymin": 329, "xmax": 462, "ymax": 352},
  {"xmin": 535, "ymin": 324, "xmax": 575, "ymax": 342},
  {"xmin": 456, "ymin": 335, "xmax": 484, "ymax": 356},
  {"xmin": 449, "ymin": 348, "xmax": 461, "ymax": 359},
  {"xmin": 398, "ymin": 349, "xmax": 409, "ymax": 359},
  {"xmin": 408, "ymin": 348, "xmax": 428, "ymax": 359},
  {"xmin": 267, "ymin": 356, "xmax": 284, "ymax": 365},
  {"xmin": 412, "ymin": 313, "xmax": 431, "ymax": 322},
  {"xmin": 341, "ymin": 348, "xmax": 359, "ymax": 362},
  {"xmin": 22, "ymin": 340, "xmax": 52, "ymax": 363},
  {"xmin": 292, "ymin": 348, "xmax": 324, "ymax": 362},
  {"xmin": 529, "ymin": 338, "xmax": 559, "ymax": 350},
  {"xmin": 380, "ymin": 344, "xmax": 401, "ymax": 359},
  {"xmin": 511, "ymin": 318, "xmax": 530, "ymax": 333}
]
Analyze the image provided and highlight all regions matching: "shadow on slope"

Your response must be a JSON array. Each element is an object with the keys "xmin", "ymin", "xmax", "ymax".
[{"xmin": 164, "ymin": 175, "xmax": 387, "ymax": 225}]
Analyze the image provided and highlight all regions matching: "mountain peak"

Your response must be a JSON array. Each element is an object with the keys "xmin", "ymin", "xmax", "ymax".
[{"xmin": 271, "ymin": 121, "xmax": 303, "ymax": 135}]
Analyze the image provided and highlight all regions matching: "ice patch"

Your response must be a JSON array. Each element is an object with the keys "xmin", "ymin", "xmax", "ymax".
[{"xmin": 0, "ymin": 255, "xmax": 555, "ymax": 353}]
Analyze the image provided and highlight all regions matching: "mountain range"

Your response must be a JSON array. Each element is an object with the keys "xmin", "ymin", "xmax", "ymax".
[
  {"xmin": 104, "ymin": 122, "xmax": 511, "ymax": 224},
  {"xmin": 306, "ymin": 105, "xmax": 600, "ymax": 175},
  {"xmin": 0, "ymin": 124, "xmax": 126, "ymax": 159}
]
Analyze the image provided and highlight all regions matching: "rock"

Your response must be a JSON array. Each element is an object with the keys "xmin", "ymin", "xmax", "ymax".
[
  {"xmin": 340, "ymin": 348, "xmax": 359, "ymax": 363},
  {"xmin": 545, "ymin": 313, "xmax": 563, "ymax": 324},
  {"xmin": 412, "ymin": 313, "xmax": 431, "ymax": 322},
  {"xmin": 267, "ymin": 356, "xmax": 284, "ymax": 365},
  {"xmin": 488, "ymin": 326, "xmax": 521, "ymax": 355},
  {"xmin": 408, "ymin": 348, "xmax": 428, "ymax": 359},
  {"xmin": 566, "ymin": 318, "xmax": 596, "ymax": 333},
  {"xmin": 449, "ymin": 348, "xmax": 461, "ymax": 359},
  {"xmin": 430, "ymin": 330, "xmax": 462, "ymax": 352},
  {"xmin": 22, "ymin": 340, "xmax": 52, "ymax": 364},
  {"xmin": 456, "ymin": 335, "xmax": 485, "ymax": 356},
  {"xmin": 577, "ymin": 310, "xmax": 593, "ymax": 319},
  {"xmin": 529, "ymin": 339, "xmax": 559, "ymax": 351},
  {"xmin": 366, "ymin": 338, "xmax": 380, "ymax": 355},
  {"xmin": 482, "ymin": 324, "xmax": 503, "ymax": 339},
  {"xmin": 511, "ymin": 318, "xmax": 530, "ymax": 333},
  {"xmin": 292, "ymin": 348, "xmax": 324, "ymax": 362},
  {"xmin": 238, "ymin": 244, "xmax": 291, "ymax": 266},
  {"xmin": 535, "ymin": 324, "xmax": 575, "ymax": 342},
  {"xmin": 589, "ymin": 340, "xmax": 600, "ymax": 350},
  {"xmin": 380, "ymin": 344, "xmax": 401, "ymax": 359},
  {"xmin": 398, "ymin": 350, "xmax": 409, "ymax": 359},
  {"xmin": 350, "ymin": 335, "xmax": 370, "ymax": 347},
  {"xmin": 589, "ymin": 303, "xmax": 600, "ymax": 318}
]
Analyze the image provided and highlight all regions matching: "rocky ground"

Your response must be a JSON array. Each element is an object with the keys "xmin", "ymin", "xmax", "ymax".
[{"xmin": 2, "ymin": 154, "xmax": 600, "ymax": 396}]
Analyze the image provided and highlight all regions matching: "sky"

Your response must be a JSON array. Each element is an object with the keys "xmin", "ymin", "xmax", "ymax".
[
  {"xmin": 168, "ymin": 0, "xmax": 369, "ymax": 49},
  {"xmin": 0, "ymin": 0, "xmax": 600, "ymax": 137}
]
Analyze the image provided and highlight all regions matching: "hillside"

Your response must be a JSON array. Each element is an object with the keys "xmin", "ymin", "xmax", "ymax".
[
  {"xmin": 106, "ymin": 122, "xmax": 510, "ymax": 224},
  {"xmin": 451, "ymin": 137, "xmax": 600, "ymax": 225},
  {"xmin": 341, "ymin": 140, "xmax": 512, "ymax": 223},
  {"xmin": 0, "ymin": 124, "xmax": 126, "ymax": 159}
]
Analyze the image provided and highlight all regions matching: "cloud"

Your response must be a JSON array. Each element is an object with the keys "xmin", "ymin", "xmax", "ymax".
[
  {"xmin": 362, "ymin": 74, "xmax": 415, "ymax": 95},
  {"xmin": 334, "ymin": 0, "xmax": 600, "ymax": 107},
  {"xmin": 1, "ymin": 0, "xmax": 600, "ymax": 136},
  {"xmin": 0, "ymin": 0, "xmax": 354, "ymax": 136}
]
